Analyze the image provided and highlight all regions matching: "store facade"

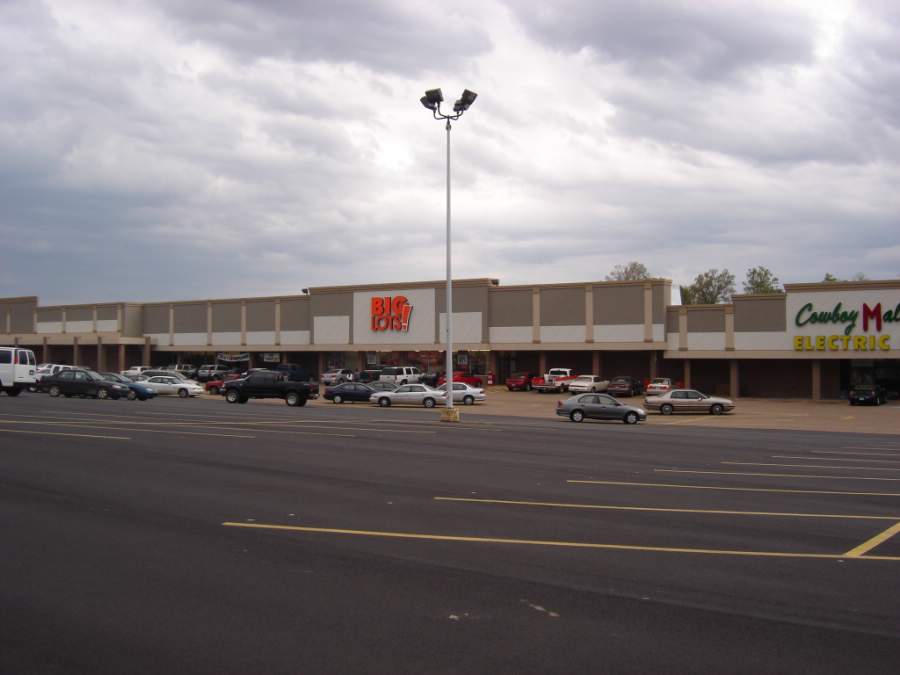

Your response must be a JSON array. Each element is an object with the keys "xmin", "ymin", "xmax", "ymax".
[{"xmin": 2, "ymin": 277, "xmax": 898, "ymax": 399}]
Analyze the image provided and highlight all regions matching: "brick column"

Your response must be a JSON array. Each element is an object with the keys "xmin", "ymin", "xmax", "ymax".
[
  {"xmin": 143, "ymin": 337, "xmax": 151, "ymax": 366},
  {"xmin": 118, "ymin": 344, "xmax": 126, "ymax": 372},
  {"xmin": 72, "ymin": 336, "xmax": 80, "ymax": 366},
  {"xmin": 643, "ymin": 282, "xmax": 653, "ymax": 342},
  {"xmin": 532, "ymin": 289, "xmax": 541, "ymax": 344},
  {"xmin": 729, "ymin": 360, "xmax": 739, "ymax": 399},
  {"xmin": 683, "ymin": 359, "xmax": 691, "ymax": 389},
  {"xmin": 648, "ymin": 351, "xmax": 658, "ymax": 379},
  {"xmin": 42, "ymin": 337, "xmax": 49, "ymax": 363},
  {"xmin": 592, "ymin": 351, "xmax": 601, "ymax": 376},
  {"xmin": 97, "ymin": 337, "xmax": 105, "ymax": 371},
  {"xmin": 538, "ymin": 351, "xmax": 547, "ymax": 375}
]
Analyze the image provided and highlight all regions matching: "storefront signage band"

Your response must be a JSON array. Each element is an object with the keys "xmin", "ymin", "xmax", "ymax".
[
  {"xmin": 793, "ymin": 300, "xmax": 896, "ymax": 352},
  {"xmin": 371, "ymin": 296, "xmax": 413, "ymax": 332},
  {"xmin": 794, "ymin": 301, "xmax": 899, "ymax": 335}
]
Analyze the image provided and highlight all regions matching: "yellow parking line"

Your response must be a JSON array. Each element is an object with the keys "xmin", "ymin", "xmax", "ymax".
[
  {"xmin": 773, "ymin": 455, "xmax": 900, "ymax": 464},
  {"xmin": 656, "ymin": 469, "xmax": 900, "ymax": 482},
  {"xmin": 434, "ymin": 496, "xmax": 900, "ymax": 521},
  {"xmin": 221, "ymin": 522, "xmax": 900, "ymax": 561},
  {"xmin": 0, "ymin": 428, "xmax": 130, "ymax": 440},
  {"xmin": 845, "ymin": 521, "xmax": 900, "ymax": 557},
  {"xmin": 566, "ymin": 479, "xmax": 900, "ymax": 497},
  {"xmin": 724, "ymin": 462, "xmax": 900, "ymax": 472}
]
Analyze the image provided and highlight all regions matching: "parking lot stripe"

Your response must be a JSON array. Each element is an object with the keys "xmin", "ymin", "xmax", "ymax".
[
  {"xmin": 566, "ymin": 479, "xmax": 900, "ymax": 497},
  {"xmin": 0, "ymin": 420, "xmax": 255, "ymax": 439},
  {"xmin": 773, "ymin": 455, "xmax": 900, "ymax": 464},
  {"xmin": 656, "ymin": 469, "xmax": 900, "ymax": 482},
  {"xmin": 221, "ymin": 522, "xmax": 900, "ymax": 561},
  {"xmin": 844, "ymin": 522, "xmax": 900, "ymax": 557},
  {"xmin": 0, "ymin": 428, "xmax": 130, "ymax": 440},
  {"xmin": 803, "ymin": 450, "xmax": 900, "ymax": 458},
  {"xmin": 723, "ymin": 462, "xmax": 900, "ymax": 472},
  {"xmin": 843, "ymin": 446, "xmax": 900, "ymax": 451},
  {"xmin": 433, "ymin": 496, "xmax": 900, "ymax": 521}
]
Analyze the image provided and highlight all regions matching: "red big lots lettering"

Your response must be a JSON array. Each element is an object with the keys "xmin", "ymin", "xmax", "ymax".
[{"xmin": 371, "ymin": 296, "xmax": 413, "ymax": 332}]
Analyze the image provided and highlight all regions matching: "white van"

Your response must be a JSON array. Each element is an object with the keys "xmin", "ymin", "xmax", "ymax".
[
  {"xmin": 379, "ymin": 366, "xmax": 422, "ymax": 385},
  {"xmin": 0, "ymin": 346, "xmax": 37, "ymax": 396}
]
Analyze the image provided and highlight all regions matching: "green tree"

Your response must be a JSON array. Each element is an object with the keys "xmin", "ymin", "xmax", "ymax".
[
  {"xmin": 680, "ymin": 269, "xmax": 735, "ymax": 305},
  {"xmin": 823, "ymin": 273, "xmax": 839, "ymax": 282},
  {"xmin": 605, "ymin": 261, "xmax": 650, "ymax": 281},
  {"xmin": 823, "ymin": 272, "xmax": 868, "ymax": 282},
  {"xmin": 742, "ymin": 266, "xmax": 783, "ymax": 294}
]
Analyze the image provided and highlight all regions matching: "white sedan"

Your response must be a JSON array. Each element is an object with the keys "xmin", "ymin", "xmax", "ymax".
[
  {"xmin": 369, "ymin": 384, "xmax": 447, "ymax": 408},
  {"xmin": 141, "ymin": 376, "xmax": 204, "ymax": 398},
  {"xmin": 435, "ymin": 382, "xmax": 487, "ymax": 405},
  {"xmin": 566, "ymin": 375, "xmax": 610, "ymax": 393}
]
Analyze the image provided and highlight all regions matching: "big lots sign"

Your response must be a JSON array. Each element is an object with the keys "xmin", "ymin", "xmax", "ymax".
[
  {"xmin": 371, "ymin": 295, "xmax": 413, "ymax": 332},
  {"xmin": 789, "ymin": 290, "xmax": 899, "ymax": 352}
]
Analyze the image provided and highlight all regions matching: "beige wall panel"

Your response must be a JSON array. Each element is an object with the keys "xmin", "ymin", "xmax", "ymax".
[
  {"xmin": 10, "ymin": 301, "xmax": 35, "ymax": 332},
  {"xmin": 593, "ymin": 285, "xmax": 644, "ymax": 324},
  {"xmin": 123, "ymin": 306, "xmax": 144, "ymax": 337},
  {"xmin": 436, "ymin": 286, "xmax": 488, "ymax": 314},
  {"xmin": 37, "ymin": 307, "xmax": 63, "ymax": 322},
  {"xmin": 143, "ymin": 305, "xmax": 170, "ymax": 333},
  {"xmin": 666, "ymin": 309, "xmax": 679, "ymax": 332},
  {"xmin": 311, "ymin": 293, "xmax": 353, "ymax": 318},
  {"xmin": 246, "ymin": 300, "xmax": 275, "ymax": 331},
  {"xmin": 541, "ymin": 288, "xmax": 585, "ymax": 326},
  {"xmin": 281, "ymin": 298, "xmax": 310, "ymax": 331},
  {"xmin": 97, "ymin": 306, "xmax": 118, "ymax": 321},
  {"xmin": 652, "ymin": 285, "xmax": 668, "ymax": 323},
  {"xmin": 734, "ymin": 296, "xmax": 787, "ymax": 332},
  {"xmin": 66, "ymin": 307, "xmax": 92, "ymax": 322},
  {"xmin": 211, "ymin": 302, "xmax": 241, "ymax": 331},
  {"xmin": 488, "ymin": 290, "xmax": 532, "ymax": 327},
  {"xmin": 174, "ymin": 303, "xmax": 207, "ymax": 333},
  {"xmin": 687, "ymin": 308, "xmax": 726, "ymax": 332}
]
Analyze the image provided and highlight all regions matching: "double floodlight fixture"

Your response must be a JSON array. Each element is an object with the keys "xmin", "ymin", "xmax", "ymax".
[{"xmin": 420, "ymin": 87, "xmax": 477, "ymax": 120}]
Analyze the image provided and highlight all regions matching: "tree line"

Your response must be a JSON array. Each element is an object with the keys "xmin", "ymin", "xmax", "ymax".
[{"xmin": 604, "ymin": 262, "xmax": 870, "ymax": 305}]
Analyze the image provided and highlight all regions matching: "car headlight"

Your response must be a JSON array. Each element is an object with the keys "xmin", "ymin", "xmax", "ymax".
[{"xmin": 112, "ymin": 384, "xmax": 123, "ymax": 389}]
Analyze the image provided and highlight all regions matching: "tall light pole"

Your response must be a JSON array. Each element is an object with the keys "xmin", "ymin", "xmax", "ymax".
[{"xmin": 420, "ymin": 88, "xmax": 477, "ymax": 420}]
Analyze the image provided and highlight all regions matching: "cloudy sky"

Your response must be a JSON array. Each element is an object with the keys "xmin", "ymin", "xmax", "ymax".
[{"xmin": 1, "ymin": 0, "xmax": 898, "ymax": 304}]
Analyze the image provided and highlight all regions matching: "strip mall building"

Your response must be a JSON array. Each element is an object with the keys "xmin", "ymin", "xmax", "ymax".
[{"xmin": 2, "ymin": 277, "xmax": 898, "ymax": 399}]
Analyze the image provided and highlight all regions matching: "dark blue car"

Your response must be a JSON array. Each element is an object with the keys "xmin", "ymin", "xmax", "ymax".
[{"xmin": 101, "ymin": 373, "xmax": 158, "ymax": 401}]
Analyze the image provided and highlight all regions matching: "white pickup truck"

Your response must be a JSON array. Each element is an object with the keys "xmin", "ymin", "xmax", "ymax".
[{"xmin": 531, "ymin": 368, "xmax": 579, "ymax": 393}]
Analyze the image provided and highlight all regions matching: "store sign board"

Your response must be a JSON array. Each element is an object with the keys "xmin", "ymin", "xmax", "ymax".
[
  {"xmin": 352, "ymin": 288, "xmax": 436, "ymax": 345},
  {"xmin": 787, "ymin": 290, "xmax": 898, "ymax": 352}
]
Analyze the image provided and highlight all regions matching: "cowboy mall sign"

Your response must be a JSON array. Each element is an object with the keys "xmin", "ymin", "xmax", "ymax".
[
  {"xmin": 371, "ymin": 295, "xmax": 413, "ymax": 332},
  {"xmin": 793, "ymin": 297, "xmax": 899, "ymax": 352}
]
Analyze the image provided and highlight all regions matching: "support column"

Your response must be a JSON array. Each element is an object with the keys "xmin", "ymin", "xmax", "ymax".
[
  {"xmin": 683, "ymin": 359, "xmax": 691, "ymax": 389},
  {"xmin": 143, "ymin": 336, "xmax": 151, "ymax": 366},
  {"xmin": 648, "ymin": 351, "xmax": 658, "ymax": 379},
  {"xmin": 42, "ymin": 337, "xmax": 49, "ymax": 363},
  {"xmin": 358, "ymin": 351, "xmax": 366, "ymax": 371},
  {"xmin": 118, "ymin": 344, "xmax": 126, "ymax": 373},
  {"xmin": 317, "ymin": 352, "xmax": 325, "ymax": 380},
  {"xmin": 729, "ymin": 360, "xmax": 739, "ymax": 399},
  {"xmin": 812, "ymin": 359, "xmax": 821, "ymax": 401},
  {"xmin": 643, "ymin": 282, "xmax": 653, "ymax": 343},
  {"xmin": 96, "ymin": 337, "xmax": 105, "ymax": 372},
  {"xmin": 591, "ymin": 351, "xmax": 601, "ymax": 377},
  {"xmin": 72, "ymin": 337, "xmax": 80, "ymax": 366},
  {"xmin": 489, "ymin": 350, "xmax": 498, "ymax": 382},
  {"xmin": 538, "ymin": 351, "xmax": 547, "ymax": 376}
]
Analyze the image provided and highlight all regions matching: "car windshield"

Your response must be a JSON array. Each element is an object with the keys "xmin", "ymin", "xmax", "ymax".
[
  {"xmin": 85, "ymin": 370, "xmax": 105, "ymax": 381},
  {"xmin": 102, "ymin": 373, "xmax": 126, "ymax": 383}
]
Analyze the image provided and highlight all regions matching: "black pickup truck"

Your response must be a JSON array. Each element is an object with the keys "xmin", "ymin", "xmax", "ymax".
[{"xmin": 223, "ymin": 370, "xmax": 316, "ymax": 407}]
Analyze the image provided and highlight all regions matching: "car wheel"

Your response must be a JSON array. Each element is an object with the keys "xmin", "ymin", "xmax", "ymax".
[
  {"xmin": 569, "ymin": 409, "xmax": 584, "ymax": 423},
  {"xmin": 660, "ymin": 403, "xmax": 674, "ymax": 416},
  {"xmin": 208, "ymin": 385, "xmax": 218, "ymax": 395},
  {"xmin": 624, "ymin": 411, "xmax": 639, "ymax": 425},
  {"xmin": 126, "ymin": 390, "xmax": 137, "ymax": 401},
  {"xmin": 333, "ymin": 394, "xmax": 343, "ymax": 404},
  {"xmin": 525, "ymin": 383, "xmax": 532, "ymax": 391},
  {"xmin": 378, "ymin": 397, "xmax": 391, "ymax": 407},
  {"xmin": 507, "ymin": 386, "xmax": 513, "ymax": 392},
  {"xmin": 285, "ymin": 391, "xmax": 302, "ymax": 407},
  {"xmin": 710, "ymin": 403, "xmax": 724, "ymax": 415},
  {"xmin": 7, "ymin": 387, "xmax": 21, "ymax": 397},
  {"xmin": 423, "ymin": 397, "xmax": 436, "ymax": 408},
  {"xmin": 178, "ymin": 388, "xmax": 189, "ymax": 398},
  {"xmin": 47, "ymin": 386, "xmax": 60, "ymax": 397},
  {"xmin": 97, "ymin": 388, "xmax": 109, "ymax": 400},
  {"xmin": 463, "ymin": 395, "xmax": 474, "ymax": 406},
  {"xmin": 225, "ymin": 389, "xmax": 240, "ymax": 403}
]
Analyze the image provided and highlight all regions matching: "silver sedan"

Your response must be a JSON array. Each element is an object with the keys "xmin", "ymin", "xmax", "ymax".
[
  {"xmin": 369, "ymin": 384, "xmax": 447, "ymax": 408},
  {"xmin": 557, "ymin": 393, "xmax": 647, "ymax": 424},
  {"xmin": 435, "ymin": 382, "xmax": 487, "ymax": 405},
  {"xmin": 644, "ymin": 389, "xmax": 735, "ymax": 415}
]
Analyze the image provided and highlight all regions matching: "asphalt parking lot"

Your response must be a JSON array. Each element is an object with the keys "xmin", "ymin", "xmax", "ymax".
[{"xmin": 3, "ymin": 393, "xmax": 900, "ymax": 674}]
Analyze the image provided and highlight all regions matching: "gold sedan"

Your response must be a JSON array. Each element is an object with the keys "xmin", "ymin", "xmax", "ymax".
[{"xmin": 643, "ymin": 389, "xmax": 735, "ymax": 415}]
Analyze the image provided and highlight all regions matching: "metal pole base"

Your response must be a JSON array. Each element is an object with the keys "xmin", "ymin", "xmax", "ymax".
[{"xmin": 440, "ymin": 408, "xmax": 461, "ymax": 423}]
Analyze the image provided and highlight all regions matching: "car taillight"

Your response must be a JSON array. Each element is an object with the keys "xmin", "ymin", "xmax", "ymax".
[{"xmin": 557, "ymin": 400, "xmax": 562, "ymax": 407}]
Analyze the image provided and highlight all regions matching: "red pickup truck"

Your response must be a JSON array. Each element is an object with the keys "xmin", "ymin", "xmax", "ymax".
[
  {"xmin": 531, "ymin": 368, "xmax": 579, "ymax": 393},
  {"xmin": 505, "ymin": 372, "xmax": 537, "ymax": 391}
]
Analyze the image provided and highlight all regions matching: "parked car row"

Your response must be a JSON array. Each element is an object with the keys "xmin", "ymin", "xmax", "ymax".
[
  {"xmin": 506, "ymin": 370, "xmax": 646, "ymax": 397},
  {"xmin": 322, "ymin": 380, "xmax": 487, "ymax": 407},
  {"xmin": 557, "ymin": 387, "xmax": 736, "ymax": 424}
]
